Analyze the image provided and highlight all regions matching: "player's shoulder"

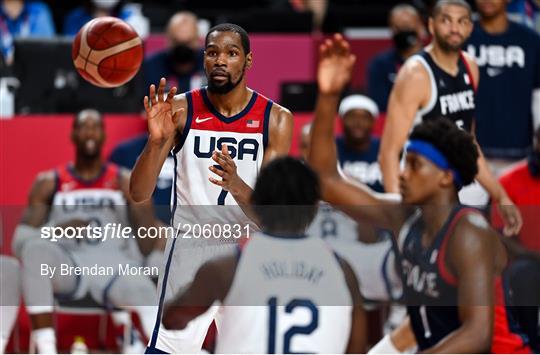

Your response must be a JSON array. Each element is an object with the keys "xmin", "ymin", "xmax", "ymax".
[
  {"xmin": 269, "ymin": 100, "xmax": 292, "ymax": 120},
  {"xmin": 399, "ymin": 53, "xmax": 431, "ymax": 82},
  {"xmin": 451, "ymin": 208, "xmax": 495, "ymax": 246},
  {"xmin": 29, "ymin": 169, "xmax": 57, "ymax": 199},
  {"xmin": 34, "ymin": 169, "xmax": 56, "ymax": 185}
]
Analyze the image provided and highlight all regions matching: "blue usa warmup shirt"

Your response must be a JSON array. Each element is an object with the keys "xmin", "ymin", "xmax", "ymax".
[
  {"xmin": 465, "ymin": 20, "xmax": 540, "ymax": 159},
  {"xmin": 336, "ymin": 136, "xmax": 384, "ymax": 192}
]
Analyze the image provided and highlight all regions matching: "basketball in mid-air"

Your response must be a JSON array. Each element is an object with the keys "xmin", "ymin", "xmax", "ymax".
[{"xmin": 72, "ymin": 17, "xmax": 143, "ymax": 88}]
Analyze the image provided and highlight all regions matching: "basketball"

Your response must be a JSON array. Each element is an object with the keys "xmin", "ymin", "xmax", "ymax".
[{"xmin": 72, "ymin": 17, "xmax": 143, "ymax": 88}]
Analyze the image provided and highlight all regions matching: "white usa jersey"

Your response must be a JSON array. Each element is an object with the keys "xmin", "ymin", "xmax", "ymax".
[
  {"xmin": 147, "ymin": 88, "xmax": 274, "ymax": 351},
  {"xmin": 48, "ymin": 163, "xmax": 132, "ymax": 254},
  {"xmin": 171, "ymin": 87, "xmax": 272, "ymax": 230},
  {"xmin": 217, "ymin": 232, "xmax": 353, "ymax": 354}
]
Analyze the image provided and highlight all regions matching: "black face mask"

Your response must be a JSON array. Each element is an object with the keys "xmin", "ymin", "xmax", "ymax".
[
  {"xmin": 168, "ymin": 44, "xmax": 196, "ymax": 67},
  {"xmin": 393, "ymin": 30, "xmax": 418, "ymax": 53},
  {"xmin": 528, "ymin": 150, "xmax": 540, "ymax": 177}
]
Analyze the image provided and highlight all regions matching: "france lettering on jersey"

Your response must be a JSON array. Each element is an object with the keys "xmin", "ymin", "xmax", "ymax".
[
  {"xmin": 399, "ymin": 206, "xmax": 531, "ymax": 353},
  {"xmin": 411, "ymin": 50, "xmax": 476, "ymax": 132},
  {"xmin": 216, "ymin": 232, "xmax": 352, "ymax": 354},
  {"xmin": 49, "ymin": 163, "xmax": 131, "ymax": 254},
  {"xmin": 171, "ymin": 87, "xmax": 272, "ymax": 230},
  {"xmin": 466, "ymin": 20, "xmax": 540, "ymax": 159}
]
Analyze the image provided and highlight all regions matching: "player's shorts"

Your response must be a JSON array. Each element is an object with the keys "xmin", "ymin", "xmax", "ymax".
[
  {"xmin": 59, "ymin": 248, "xmax": 143, "ymax": 306},
  {"xmin": 146, "ymin": 237, "xmax": 235, "ymax": 353}
]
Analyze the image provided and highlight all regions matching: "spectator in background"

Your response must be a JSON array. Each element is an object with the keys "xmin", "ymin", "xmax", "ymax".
[
  {"xmin": 63, "ymin": 0, "xmax": 149, "ymax": 38},
  {"xmin": 287, "ymin": 0, "xmax": 328, "ymax": 32},
  {"xmin": 507, "ymin": 0, "xmax": 540, "ymax": 31},
  {"xmin": 337, "ymin": 94, "xmax": 384, "ymax": 192},
  {"xmin": 493, "ymin": 125, "xmax": 540, "ymax": 352},
  {"xmin": 0, "ymin": 0, "xmax": 55, "ymax": 64},
  {"xmin": 466, "ymin": 0, "xmax": 540, "ymax": 176},
  {"xmin": 366, "ymin": 4, "xmax": 426, "ymax": 112},
  {"xmin": 143, "ymin": 11, "xmax": 205, "ymax": 93}
]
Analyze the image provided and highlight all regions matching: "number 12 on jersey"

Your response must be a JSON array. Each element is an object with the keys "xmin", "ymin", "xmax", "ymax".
[{"xmin": 267, "ymin": 297, "xmax": 319, "ymax": 354}]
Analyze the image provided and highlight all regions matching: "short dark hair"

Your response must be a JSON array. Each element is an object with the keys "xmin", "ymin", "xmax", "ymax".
[
  {"xmin": 205, "ymin": 23, "xmax": 250, "ymax": 54},
  {"xmin": 73, "ymin": 108, "xmax": 103, "ymax": 129},
  {"xmin": 432, "ymin": 0, "xmax": 472, "ymax": 18},
  {"xmin": 409, "ymin": 118, "xmax": 479, "ymax": 188},
  {"xmin": 251, "ymin": 157, "xmax": 320, "ymax": 233}
]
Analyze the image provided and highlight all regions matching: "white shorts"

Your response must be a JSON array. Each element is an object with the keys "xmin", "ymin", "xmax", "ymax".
[
  {"xmin": 63, "ymin": 248, "xmax": 143, "ymax": 305},
  {"xmin": 146, "ymin": 237, "xmax": 235, "ymax": 353}
]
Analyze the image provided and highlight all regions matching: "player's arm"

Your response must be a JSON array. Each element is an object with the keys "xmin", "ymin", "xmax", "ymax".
[
  {"xmin": 338, "ymin": 257, "xmax": 366, "ymax": 353},
  {"xmin": 309, "ymin": 35, "xmax": 404, "ymax": 233},
  {"xmin": 209, "ymin": 103, "xmax": 293, "ymax": 216},
  {"xmin": 379, "ymin": 59, "xmax": 430, "ymax": 193},
  {"xmin": 422, "ymin": 214, "xmax": 502, "ymax": 353},
  {"xmin": 369, "ymin": 317, "xmax": 418, "ymax": 353},
  {"xmin": 12, "ymin": 172, "xmax": 57, "ymax": 256},
  {"xmin": 130, "ymin": 78, "xmax": 186, "ymax": 203},
  {"xmin": 119, "ymin": 168, "xmax": 159, "ymax": 256},
  {"xmin": 474, "ymin": 145, "xmax": 522, "ymax": 236},
  {"xmin": 162, "ymin": 254, "xmax": 237, "ymax": 330},
  {"xmin": 459, "ymin": 54, "xmax": 522, "ymax": 236}
]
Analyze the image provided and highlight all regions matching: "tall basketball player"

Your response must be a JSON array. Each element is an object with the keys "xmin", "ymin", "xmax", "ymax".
[
  {"xmin": 308, "ymin": 34, "xmax": 531, "ymax": 353},
  {"xmin": 378, "ymin": 0, "xmax": 522, "ymax": 236},
  {"xmin": 162, "ymin": 157, "xmax": 366, "ymax": 354},
  {"xmin": 12, "ymin": 110, "xmax": 159, "ymax": 353},
  {"xmin": 130, "ymin": 24, "xmax": 293, "ymax": 353}
]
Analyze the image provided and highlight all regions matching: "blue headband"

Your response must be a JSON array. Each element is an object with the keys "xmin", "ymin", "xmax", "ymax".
[{"xmin": 405, "ymin": 139, "xmax": 463, "ymax": 188}]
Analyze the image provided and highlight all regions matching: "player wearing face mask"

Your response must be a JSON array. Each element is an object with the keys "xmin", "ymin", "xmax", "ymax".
[
  {"xmin": 63, "ymin": 0, "xmax": 149, "ymax": 38},
  {"xmin": 367, "ymin": 4, "xmax": 427, "ymax": 112}
]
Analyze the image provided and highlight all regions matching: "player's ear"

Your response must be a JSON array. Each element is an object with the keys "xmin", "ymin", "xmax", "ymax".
[
  {"xmin": 428, "ymin": 17, "xmax": 434, "ymax": 36},
  {"xmin": 440, "ymin": 170, "xmax": 454, "ymax": 188},
  {"xmin": 245, "ymin": 52, "xmax": 253, "ymax": 70}
]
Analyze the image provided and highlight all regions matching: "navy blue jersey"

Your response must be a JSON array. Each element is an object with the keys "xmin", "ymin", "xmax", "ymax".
[
  {"xmin": 109, "ymin": 134, "xmax": 174, "ymax": 223},
  {"xmin": 400, "ymin": 206, "xmax": 531, "ymax": 352},
  {"xmin": 336, "ymin": 136, "xmax": 384, "ymax": 192},
  {"xmin": 466, "ymin": 20, "xmax": 540, "ymax": 159},
  {"xmin": 412, "ymin": 50, "xmax": 476, "ymax": 132},
  {"xmin": 367, "ymin": 49, "xmax": 405, "ymax": 112}
]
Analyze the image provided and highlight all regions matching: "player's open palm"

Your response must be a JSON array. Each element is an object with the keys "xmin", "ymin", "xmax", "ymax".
[
  {"xmin": 317, "ymin": 34, "xmax": 356, "ymax": 95},
  {"xmin": 144, "ymin": 77, "xmax": 181, "ymax": 146}
]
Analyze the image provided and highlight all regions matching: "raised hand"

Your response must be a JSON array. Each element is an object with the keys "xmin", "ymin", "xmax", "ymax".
[
  {"xmin": 317, "ymin": 34, "xmax": 356, "ymax": 95},
  {"xmin": 208, "ymin": 144, "xmax": 242, "ymax": 194},
  {"xmin": 144, "ymin": 78, "xmax": 181, "ymax": 147}
]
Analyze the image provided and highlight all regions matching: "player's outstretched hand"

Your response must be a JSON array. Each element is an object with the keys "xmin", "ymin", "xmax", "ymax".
[
  {"xmin": 209, "ymin": 144, "xmax": 242, "ymax": 193},
  {"xmin": 497, "ymin": 196, "xmax": 523, "ymax": 237},
  {"xmin": 144, "ymin": 77, "xmax": 181, "ymax": 147},
  {"xmin": 317, "ymin": 34, "xmax": 356, "ymax": 96}
]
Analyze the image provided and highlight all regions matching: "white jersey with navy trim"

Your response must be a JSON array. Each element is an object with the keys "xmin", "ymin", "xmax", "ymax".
[
  {"xmin": 216, "ymin": 232, "xmax": 352, "ymax": 354},
  {"xmin": 147, "ymin": 87, "xmax": 274, "ymax": 353}
]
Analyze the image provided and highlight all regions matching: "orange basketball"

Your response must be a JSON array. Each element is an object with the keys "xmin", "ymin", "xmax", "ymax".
[{"xmin": 72, "ymin": 17, "xmax": 143, "ymax": 88}]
